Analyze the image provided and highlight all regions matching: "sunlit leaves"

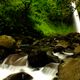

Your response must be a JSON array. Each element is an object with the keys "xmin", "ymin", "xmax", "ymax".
[{"xmin": 0, "ymin": 0, "xmax": 79, "ymax": 36}]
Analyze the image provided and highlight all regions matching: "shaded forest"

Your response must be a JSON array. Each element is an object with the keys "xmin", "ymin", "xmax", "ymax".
[{"xmin": 0, "ymin": 0, "xmax": 80, "ymax": 37}]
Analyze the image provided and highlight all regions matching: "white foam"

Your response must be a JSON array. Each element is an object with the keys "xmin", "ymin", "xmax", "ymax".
[
  {"xmin": 63, "ymin": 52, "xmax": 73, "ymax": 56},
  {"xmin": 53, "ymin": 52, "xmax": 74, "ymax": 60},
  {"xmin": 32, "ymin": 70, "xmax": 53, "ymax": 80},
  {"xmin": 53, "ymin": 52, "xmax": 67, "ymax": 60},
  {"xmin": 0, "ymin": 67, "xmax": 20, "ymax": 80},
  {"xmin": 0, "ymin": 65, "xmax": 33, "ymax": 80},
  {"xmin": 0, "ymin": 63, "xmax": 59, "ymax": 80}
]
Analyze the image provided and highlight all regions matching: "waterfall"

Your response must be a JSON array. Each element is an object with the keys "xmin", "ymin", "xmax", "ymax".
[{"xmin": 71, "ymin": 1, "xmax": 80, "ymax": 33}]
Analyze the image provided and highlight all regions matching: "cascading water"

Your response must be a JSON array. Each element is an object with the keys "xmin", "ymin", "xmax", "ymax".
[
  {"xmin": 0, "ymin": 64, "xmax": 58, "ymax": 80},
  {"xmin": 0, "ymin": 51, "xmax": 74, "ymax": 80},
  {"xmin": 71, "ymin": 1, "xmax": 80, "ymax": 33},
  {"xmin": 0, "ymin": 53, "xmax": 59, "ymax": 80}
]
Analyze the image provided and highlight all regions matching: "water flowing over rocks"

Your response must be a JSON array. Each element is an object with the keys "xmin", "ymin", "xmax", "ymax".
[{"xmin": 0, "ymin": 32, "xmax": 80, "ymax": 80}]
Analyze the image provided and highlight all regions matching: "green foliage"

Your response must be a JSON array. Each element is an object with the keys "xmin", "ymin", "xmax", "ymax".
[
  {"xmin": 0, "ymin": 0, "xmax": 79, "ymax": 37},
  {"xmin": 35, "ymin": 21, "xmax": 75, "ymax": 36},
  {"xmin": 0, "ymin": 0, "xmax": 43, "ymax": 37},
  {"xmin": 29, "ymin": 0, "xmax": 76, "ymax": 25},
  {"xmin": 29, "ymin": 0, "xmax": 76, "ymax": 35}
]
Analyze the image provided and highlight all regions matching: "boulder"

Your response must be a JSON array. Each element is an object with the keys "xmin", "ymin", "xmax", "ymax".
[
  {"xmin": 0, "ymin": 35, "xmax": 16, "ymax": 48},
  {"xmin": 58, "ymin": 58, "xmax": 80, "ymax": 80},
  {"xmin": 3, "ymin": 72, "xmax": 33, "ymax": 80}
]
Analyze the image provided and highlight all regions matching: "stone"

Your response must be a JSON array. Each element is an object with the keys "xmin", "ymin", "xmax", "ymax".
[
  {"xmin": 3, "ymin": 72, "xmax": 33, "ymax": 80},
  {"xmin": 0, "ymin": 35, "xmax": 16, "ymax": 48},
  {"xmin": 58, "ymin": 58, "xmax": 80, "ymax": 80}
]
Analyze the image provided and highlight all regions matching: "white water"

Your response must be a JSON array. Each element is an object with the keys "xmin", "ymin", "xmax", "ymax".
[
  {"xmin": 53, "ymin": 52, "xmax": 73, "ymax": 60},
  {"xmin": 0, "ymin": 51, "xmax": 74, "ymax": 80},
  {"xmin": 71, "ymin": 1, "xmax": 80, "ymax": 33},
  {"xmin": 0, "ymin": 63, "xmax": 58, "ymax": 80}
]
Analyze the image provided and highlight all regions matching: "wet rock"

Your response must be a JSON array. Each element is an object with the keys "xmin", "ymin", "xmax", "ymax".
[
  {"xmin": 0, "ymin": 35, "xmax": 16, "ymax": 61},
  {"xmin": 66, "ymin": 32, "xmax": 80, "ymax": 44},
  {"xmin": 58, "ymin": 58, "xmax": 80, "ymax": 80},
  {"xmin": 3, "ymin": 72, "xmax": 33, "ymax": 80},
  {"xmin": 28, "ymin": 50, "xmax": 49, "ymax": 67},
  {"xmin": 53, "ymin": 46, "xmax": 65, "ymax": 53},
  {"xmin": 0, "ymin": 35, "xmax": 16, "ymax": 48},
  {"xmin": 21, "ymin": 36, "xmax": 35, "ymax": 46},
  {"xmin": 64, "ymin": 46, "xmax": 74, "ymax": 53},
  {"xmin": 32, "ymin": 40, "xmax": 40, "ymax": 46},
  {"xmin": 0, "ymin": 46, "xmax": 16, "ymax": 61},
  {"xmin": 55, "ymin": 40, "xmax": 69, "ymax": 48},
  {"xmin": 28, "ymin": 50, "xmax": 59, "ymax": 68},
  {"xmin": 42, "ymin": 63, "xmax": 59, "ymax": 76},
  {"xmin": 74, "ymin": 45, "xmax": 80, "ymax": 54},
  {"xmin": 47, "ymin": 51, "xmax": 61, "ymax": 63},
  {"xmin": 1, "ymin": 54, "xmax": 26, "ymax": 66},
  {"xmin": 53, "ymin": 77, "xmax": 58, "ymax": 80}
]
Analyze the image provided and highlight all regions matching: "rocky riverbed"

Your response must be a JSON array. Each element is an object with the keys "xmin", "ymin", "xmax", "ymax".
[{"xmin": 0, "ymin": 32, "xmax": 80, "ymax": 80}]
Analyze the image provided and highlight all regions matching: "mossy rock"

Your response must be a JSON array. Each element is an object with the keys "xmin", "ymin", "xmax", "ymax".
[
  {"xmin": 59, "ymin": 58, "xmax": 80, "ymax": 80},
  {"xmin": 74, "ymin": 45, "xmax": 80, "ymax": 54},
  {"xmin": 56, "ymin": 40, "xmax": 69, "ymax": 48},
  {"xmin": 0, "ymin": 35, "xmax": 16, "ymax": 48}
]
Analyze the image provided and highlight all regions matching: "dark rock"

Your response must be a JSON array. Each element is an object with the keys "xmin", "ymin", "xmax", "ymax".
[
  {"xmin": 53, "ymin": 77, "xmax": 58, "ymax": 80},
  {"xmin": 47, "ymin": 51, "xmax": 61, "ymax": 63},
  {"xmin": 0, "ymin": 46, "xmax": 15, "ymax": 61},
  {"xmin": 64, "ymin": 46, "xmax": 74, "ymax": 53},
  {"xmin": 58, "ymin": 58, "xmax": 80, "ymax": 80},
  {"xmin": 28, "ymin": 50, "xmax": 58, "ymax": 68},
  {"xmin": 3, "ymin": 72, "xmax": 33, "ymax": 80},
  {"xmin": 53, "ymin": 46, "xmax": 65, "ymax": 53}
]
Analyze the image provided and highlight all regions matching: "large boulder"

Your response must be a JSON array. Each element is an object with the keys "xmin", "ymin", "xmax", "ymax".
[
  {"xmin": 58, "ymin": 58, "xmax": 80, "ymax": 80},
  {"xmin": 0, "ymin": 35, "xmax": 16, "ymax": 61},
  {"xmin": 28, "ymin": 50, "xmax": 59, "ymax": 68},
  {"xmin": 1, "ymin": 54, "xmax": 26, "ymax": 66}
]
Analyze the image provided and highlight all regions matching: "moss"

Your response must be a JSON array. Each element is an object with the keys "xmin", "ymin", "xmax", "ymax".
[{"xmin": 0, "ymin": 35, "xmax": 16, "ymax": 48}]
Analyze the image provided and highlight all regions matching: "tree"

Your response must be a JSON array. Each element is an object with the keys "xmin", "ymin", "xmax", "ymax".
[
  {"xmin": 0, "ymin": 0, "xmax": 80, "ymax": 36},
  {"xmin": 0, "ymin": 0, "xmax": 43, "ymax": 38}
]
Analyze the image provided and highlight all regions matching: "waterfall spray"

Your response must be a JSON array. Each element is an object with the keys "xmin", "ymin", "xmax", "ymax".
[{"xmin": 71, "ymin": 1, "xmax": 80, "ymax": 33}]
